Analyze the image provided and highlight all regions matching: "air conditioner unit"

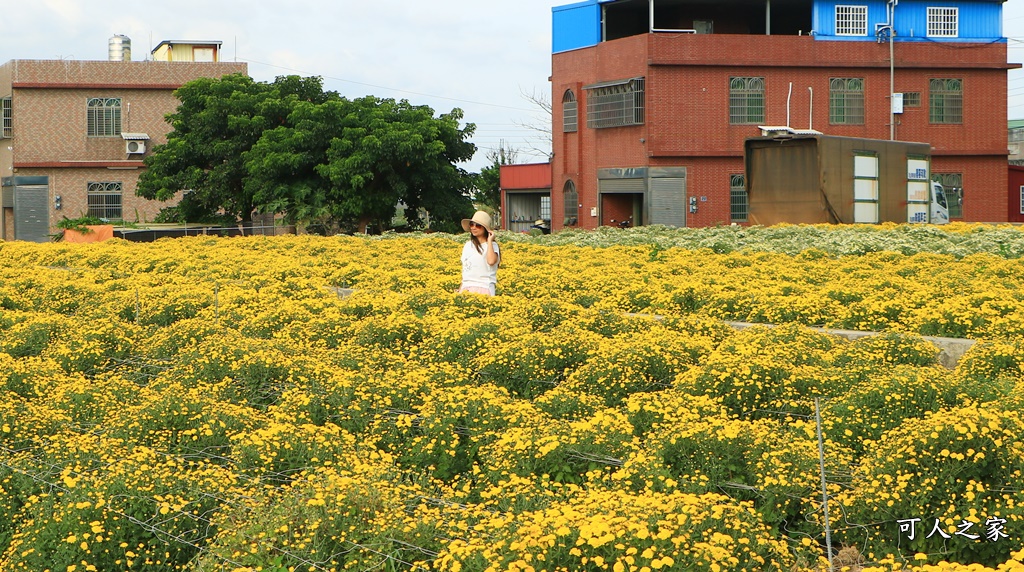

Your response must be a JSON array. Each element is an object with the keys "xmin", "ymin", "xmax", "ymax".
[{"xmin": 126, "ymin": 140, "xmax": 146, "ymax": 154}]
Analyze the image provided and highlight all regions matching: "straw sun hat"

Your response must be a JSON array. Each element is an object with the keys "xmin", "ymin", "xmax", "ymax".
[{"xmin": 461, "ymin": 211, "xmax": 494, "ymax": 233}]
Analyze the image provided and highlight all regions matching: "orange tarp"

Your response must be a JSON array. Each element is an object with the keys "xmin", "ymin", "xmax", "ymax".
[{"xmin": 62, "ymin": 225, "xmax": 114, "ymax": 243}]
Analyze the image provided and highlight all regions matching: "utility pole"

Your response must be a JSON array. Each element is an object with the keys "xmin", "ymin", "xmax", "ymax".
[{"xmin": 889, "ymin": 0, "xmax": 898, "ymax": 140}]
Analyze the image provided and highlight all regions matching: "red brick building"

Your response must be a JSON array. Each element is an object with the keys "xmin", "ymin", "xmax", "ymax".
[
  {"xmin": 1, "ymin": 40, "xmax": 246, "ymax": 241},
  {"xmin": 1010, "ymin": 164, "xmax": 1024, "ymax": 223},
  {"xmin": 541, "ymin": 0, "xmax": 1017, "ymax": 230}
]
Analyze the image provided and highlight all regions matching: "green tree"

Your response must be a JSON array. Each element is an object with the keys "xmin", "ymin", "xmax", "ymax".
[
  {"xmin": 139, "ymin": 73, "xmax": 476, "ymax": 233},
  {"xmin": 473, "ymin": 141, "xmax": 519, "ymax": 210},
  {"xmin": 245, "ymin": 96, "xmax": 476, "ymax": 233},
  {"xmin": 137, "ymin": 74, "xmax": 332, "ymax": 226}
]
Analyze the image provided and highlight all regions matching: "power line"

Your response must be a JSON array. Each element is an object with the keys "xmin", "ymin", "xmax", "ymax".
[{"xmin": 239, "ymin": 56, "xmax": 539, "ymax": 113}]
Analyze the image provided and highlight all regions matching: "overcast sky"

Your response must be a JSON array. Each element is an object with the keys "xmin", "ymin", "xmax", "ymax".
[{"xmin": 2, "ymin": 0, "xmax": 1022, "ymax": 172}]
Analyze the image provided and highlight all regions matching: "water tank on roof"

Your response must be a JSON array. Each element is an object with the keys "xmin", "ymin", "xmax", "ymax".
[{"xmin": 108, "ymin": 35, "xmax": 131, "ymax": 62}]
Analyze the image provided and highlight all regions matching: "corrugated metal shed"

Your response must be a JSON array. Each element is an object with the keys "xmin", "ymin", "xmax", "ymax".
[{"xmin": 500, "ymin": 163, "xmax": 552, "ymax": 190}]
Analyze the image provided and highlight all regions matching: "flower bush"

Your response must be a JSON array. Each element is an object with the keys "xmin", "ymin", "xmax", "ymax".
[{"xmin": 2, "ymin": 223, "xmax": 1024, "ymax": 571}]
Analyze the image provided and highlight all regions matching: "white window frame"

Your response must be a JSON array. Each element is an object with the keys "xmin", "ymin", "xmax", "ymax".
[
  {"xmin": 563, "ymin": 180, "xmax": 578, "ymax": 226},
  {"xmin": 562, "ymin": 90, "xmax": 578, "ymax": 133},
  {"xmin": 830, "ymin": 78, "xmax": 866, "ymax": 125},
  {"xmin": 87, "ymin": 181, "xmax": 123, "ymax": 220},
  {"xmin": 1019, "ymin": 185, "xmax": 1024, "ymax": 215},
  {"xmin": 927, "ymin": 7, "xmax": 958, "ymax": 38},
  {"xmin": 1, "ymin": 97, "xmax": 11, "ymax": 138},
  {"xmin": 87, "ymin": 97, "xmax": 122, "ymax": 137},
  {"xmin": 730, "ymin": 174, "xmax": 748, "ymax": 223},
  {"xmin": 729, "ymin": 77, "xmax": 765, "ymax": 125},
  {"xmin": 835, "ymin": 5, "xmax": 868, "ymax": 36}
]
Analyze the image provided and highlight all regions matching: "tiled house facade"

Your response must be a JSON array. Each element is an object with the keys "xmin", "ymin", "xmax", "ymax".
[
  {"xmin": 1, "ymin": 54, "xmax": 247, "ymax": 241},
  {"xmin": 547, "ymin": 0, "xmax": 1016, "ymax": 230}
]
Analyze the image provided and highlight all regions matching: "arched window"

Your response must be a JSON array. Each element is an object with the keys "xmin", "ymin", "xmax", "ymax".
[
  {"xmin": 563, "ymin": 180, "xmax": 578, "ymax": 226},
  {"xmin": 929, "ymin": 79, "xmax": 962, "ymax": 124},
  {"xmin": 729, "ymin": 77, "xmax": 764, "ymax": 124},
  {"xmin": 562, "ymin": 90, "xmax": 577, "ymax": 133},
  {"xmin": 730, "ymin": 174, "xmax": 748, "ymax": 223},
  {"xmin": 87, "ymin": 97, "xmax": 122, "ymax": 137},
  {"xmin": 829, "ymin": 78, "xmax": 864, "ymax": 125}
]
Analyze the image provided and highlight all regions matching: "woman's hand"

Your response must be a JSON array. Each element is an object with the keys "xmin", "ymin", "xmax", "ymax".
[{"xmin": 484, "ymin": 232, "xmax": 498, "ymax": 266}]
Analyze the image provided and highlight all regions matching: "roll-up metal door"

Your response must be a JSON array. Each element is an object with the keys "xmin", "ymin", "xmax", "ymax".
[
  {"xmin": 15, "ymin": 184, "xmax": 50, "ymax": 243},
  {"xmin": 598, "ymin": 178, "xmax": 645, "ymax": 193},
  {"xmin": 649, "ymin": 177, "xmax": 685, "ymax": 227}
]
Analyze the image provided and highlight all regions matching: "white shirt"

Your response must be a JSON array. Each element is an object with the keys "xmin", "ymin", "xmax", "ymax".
[{"xmin": 461, "ymin": 240, "xmax": 500, "ymax": 294}]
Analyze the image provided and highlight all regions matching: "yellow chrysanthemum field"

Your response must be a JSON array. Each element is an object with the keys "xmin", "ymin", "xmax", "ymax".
[{"xmin": 2, "ymin": 223, "xmax": 1024, "ymax": 572}]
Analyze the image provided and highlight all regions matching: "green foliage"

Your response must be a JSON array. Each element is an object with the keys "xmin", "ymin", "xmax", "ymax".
[
  {"xmin": 248, "ymin": 95, "xmax": 476, "ymax": 231},
  {"xmin": 0, "ymin": 314, "xmax": 65, "ymax": 358},
  {"xmin": 498, "ymin": 222, "xmax": 1024, "ymax": 259},
  {"xmin": 956, "ymin": 340, "xmax": 1023, "ymax": 384},
  {"xmin": 675, "ymin": 324, "xmax": 838, "ymax": 418},
  {"xmin": 55, "ymin": 215, "xmax": 106, "ymax": 233},
  {"xmin": 143, "ymin": 73, "xmax": 483, "ymax": 228},
  {"xmin": 473, "ymin": 329, "xmax": 599, "ymax": 399},
  {"xmin": 835, "ymin": 405, "xmax": 1024, "ymax": 567},
  {"xmin": 831, "ymin": 332, "xmax": 940, "ymax": 368},
  {"xmin": 562, "ymin": 331, "xmax": 707, "ymax": 407},
  {"xmin": 1, "ymin": 435, "xmax": 233, "ymax": 572},
  {"xmin": 823, "ymin": 365, "xmax": 967, "ymax": 454},
  {"xmin": 472, "ymin": 142, "xmax": 519, "ymax": 210},
  {"xmin": 139, "ymin": 73, "xmax": 478, "ymax": 231}
]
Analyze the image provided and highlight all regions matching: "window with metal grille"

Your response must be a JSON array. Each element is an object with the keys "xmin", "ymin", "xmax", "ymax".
[
  {"xmin": 585, "ymin": 78, "xmax": 644, "ymax": 129},
  {"xmin": 933, "ymin": 173, "xmax": 963, "ymax": 218},
  {"xmin": 829, "ymin": 78, "xmax": 865, "ymax": 125},
  {"xmin": 563, "ymin": 90, "xmax": 578, "ymax": 133},
  {"xmin": 87, "ymin": 182, "xmax": 123, "ymax": 219},
  {"xmin": 903, "ymin": 92, "xmax": 921, "ymax": 107},
  {"xmin": 1020, "ymin": 185, "xmax": 1024, "ymax": 215},
  {"xmin": 563, "ymin": 180, "xmax": 578, "ymax": 226},
  {"xmin": 730, "ymin": 174, "xmax": 748, "ymax": 223},
  {"xmin": 540, "ymin": 196, "xmax": 551, "ymax": 220},
  {"xmin": 1, "ymin": 98, "xmax": 11, "ymax": 138},
  {"xmin": 729, "ymin": 77, "xmax": 765, "ymax": 124},
  {"xmin": 87, "ymin": 97, "xmax": 121, "ymax": 137},
  {"xmin": 835, "ymin": 5, "xmax": 868, "ymax": 35},
  {"xmin": 929, "ymin": 79, "xmax": 962, "ymax": 124},
  {"xmin": 927, "ymin": 7, "xmax": 958, "ymax": 37}
]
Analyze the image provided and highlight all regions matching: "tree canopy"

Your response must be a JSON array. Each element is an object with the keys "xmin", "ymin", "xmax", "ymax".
[
  {"xmin": 473, "ymin": 141, "xmax": 520, "ymax": 211},
  {"xmin": 138, "ymin": 73, "xmax": 477, "ymax": 232}
]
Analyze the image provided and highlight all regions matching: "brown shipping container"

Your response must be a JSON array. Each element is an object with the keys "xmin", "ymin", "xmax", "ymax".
[{"xmin": 744, "ymin": 135, "xmax": 934, "ymax": 226}]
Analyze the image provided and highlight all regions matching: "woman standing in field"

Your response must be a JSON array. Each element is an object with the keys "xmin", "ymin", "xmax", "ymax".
[{"xmin": 458, "ymin": 211, "xmax": 500, "ymax": 296}]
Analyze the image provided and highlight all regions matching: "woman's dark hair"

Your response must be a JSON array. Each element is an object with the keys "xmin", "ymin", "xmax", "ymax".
[
  {"xmin": 470, "ymin": 233, "xmax": 485, "ymax": 254},
  {"xmin": 468, "ymin": 233, "xmax": 498, "ymax": 265}
]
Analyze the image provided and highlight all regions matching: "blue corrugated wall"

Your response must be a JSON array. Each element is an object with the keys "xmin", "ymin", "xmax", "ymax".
[
  {"xmin": 553, "ymin": 0, "xmax": 603, "ymax": 53},
  {"xmin": 813, "ymin": 0, "xmax": 1004, "ymax": 41},
  {"xmin": 553, "ymin": 0, "xmax": 1004, "ymax": 50}
]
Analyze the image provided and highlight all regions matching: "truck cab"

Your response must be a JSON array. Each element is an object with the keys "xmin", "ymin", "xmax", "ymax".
[{"xmin": 931, "ymin": 181, "xmax": 950, "ymax": 225}]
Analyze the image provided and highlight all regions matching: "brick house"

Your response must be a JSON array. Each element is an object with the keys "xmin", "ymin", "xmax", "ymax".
[
  {"xmin": 542, "ymin": 0, "xmax": 1017, "ymax": 230},
  {"xmin": 1010, "ymin": 164, "xmax": 1024, "ymax": 223},
  {"xmin": 0, "ymin": 40, "xmax": 246, "ymax": 242}
]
